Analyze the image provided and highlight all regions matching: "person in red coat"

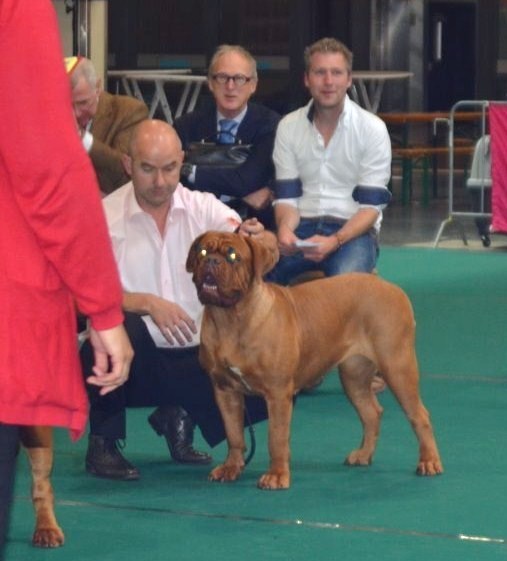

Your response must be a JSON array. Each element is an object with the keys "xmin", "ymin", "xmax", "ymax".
[{"xmin": 0, "ymin": 0, "xmax": 134, "ymax": 553}]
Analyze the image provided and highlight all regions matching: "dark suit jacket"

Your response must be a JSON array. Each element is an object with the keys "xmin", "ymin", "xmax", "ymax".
[
  {"xmin": 174, "ymin": 102, "xmax": 281, "ymax": 199},
  {"xmin": 90, "ymin": 91, "xmax": 148, "ymax": 194}
]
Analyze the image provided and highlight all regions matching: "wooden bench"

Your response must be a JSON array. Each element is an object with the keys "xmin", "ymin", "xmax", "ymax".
[
  {"xmin": 391, "ymin": 145, "xmax": 475, "ymax": 206},
  {"xmin": 379, "ymin": 111, "xmax": 484, "ymax": 205},
  {"xmin": 378, "ymin": 111, "xmax": 483, "ymax": 125}
]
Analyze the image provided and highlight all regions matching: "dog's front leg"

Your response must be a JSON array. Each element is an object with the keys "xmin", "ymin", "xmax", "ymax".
[
  {"xmin": 20, "ymin": 426, "xmax": 64, "ymax": 548},
  {"xmin": 257, "ymin": 392, "xmax": 293, "ymax": 490},
  {"xmin": 209, "ymin": 388, "xmax": 246, "ymax": 483}
]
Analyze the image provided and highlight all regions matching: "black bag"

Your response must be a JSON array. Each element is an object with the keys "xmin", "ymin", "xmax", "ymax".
[{"xmin": 184, "ymin": 141, "xmax": 252, "ymax": 169}]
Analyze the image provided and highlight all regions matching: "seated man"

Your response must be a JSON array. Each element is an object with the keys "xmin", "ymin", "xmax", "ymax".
[
  {"xmin": 80, "ymin": 119, "xmax": 267, "ymax": 480},
  {"xmin": 269, "ymin": 38, "xmax": 391, "ymax": 281},
  {"xmin": 67, "ymin": 56, "xmax": 149, "ymax": 194},
  {"xmin": 268, "ymin": 38, "xmax": 392, "ymax": 393},
  {"xmin": 174, "ymin": 44, "xmax": 280, "ymax": 229}
]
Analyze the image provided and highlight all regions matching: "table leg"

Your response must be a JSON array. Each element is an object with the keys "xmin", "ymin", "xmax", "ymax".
[
  {"xmin": 154, "ymin": 80, "xmax": 174, "ymax": 123},
  {"xmin": 187, "ymin": 83, "xmax": 204, "ymax": 113},
  {"xmin": 175, "ymin": 82, "xmax": 191, "ymax": 119}
]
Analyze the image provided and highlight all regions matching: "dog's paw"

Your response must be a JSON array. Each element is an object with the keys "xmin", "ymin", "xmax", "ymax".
[
  {"xmin": 416, "ymin": 458, "xmax": 444, "ymax": 476},
  {"xmin": 257, "ymin": 470, "xmax": 290, "ymax": 490},
  {"xmin": 32, "ymin": 527, "xmax": 65, "ymax": 548},
  {"xmin": 208, "ymin": 464, "xmax": 242, "ymax": 483},
  {"xmin": 344, "ymin": 449, "xmax": 373, "ymax": 466}
]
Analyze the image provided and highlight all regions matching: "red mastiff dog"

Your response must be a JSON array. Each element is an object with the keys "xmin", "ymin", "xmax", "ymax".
[{"xmin": 186, "ymin": 230, "xmax": 443, "ymax": 490}]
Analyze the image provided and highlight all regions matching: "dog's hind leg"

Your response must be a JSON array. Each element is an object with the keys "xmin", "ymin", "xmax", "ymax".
[
  {"xmin": 20, "ymin": 426, "xmax": 64, "ymax": 548},
  {"xmin": 381, "ymin": 352, "xmax": 443, "ymax": 476},
  {"xmin": 339, "ymin": 355, "xmax": 383, "ymax": 467}
]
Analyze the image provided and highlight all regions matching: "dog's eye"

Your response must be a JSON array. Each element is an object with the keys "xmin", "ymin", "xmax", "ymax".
[
  {"xmin": 226, "ymin": 247, "xmax": 239, "ymax": 263},
  {"xmin": 198, "ymin": 246, "xmax": 207, "ymax": 258}
]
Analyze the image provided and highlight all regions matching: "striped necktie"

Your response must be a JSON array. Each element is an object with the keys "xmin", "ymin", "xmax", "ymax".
[{"xmin": 217, "ymin": 118, "xmax": 236, "ymax": 144}]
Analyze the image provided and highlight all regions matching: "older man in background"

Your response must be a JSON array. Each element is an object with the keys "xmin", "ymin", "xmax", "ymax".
[
  {"xmin": 174, "ymin": 44, "xmax": 280, "ymax": 229},
  {"xmin": 67, "ymin": 56, "xmax": 149, "ymax": 194}
]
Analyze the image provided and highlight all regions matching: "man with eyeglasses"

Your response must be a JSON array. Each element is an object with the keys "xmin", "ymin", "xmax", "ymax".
[
  {"xmin": 174, "ymin": 44, "xmax": 280, "ymax": 229},
  {"xmin": 67, "ymin": 57, "xmax": 149, "ymax": 194},
  {"xmin": 268, "ymin": 38, "xmax": 392, "ymax": 393}
]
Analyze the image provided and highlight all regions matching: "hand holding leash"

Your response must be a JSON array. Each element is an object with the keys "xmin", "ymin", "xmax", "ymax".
[{"xmin": 238, "ymin": 217, "xmax": 264, "ymax": 237}]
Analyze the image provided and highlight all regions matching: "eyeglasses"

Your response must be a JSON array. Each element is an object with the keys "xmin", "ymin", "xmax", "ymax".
[{"xmin": 211, "ymin": 73, "xmax": 252, "ymax": 87}]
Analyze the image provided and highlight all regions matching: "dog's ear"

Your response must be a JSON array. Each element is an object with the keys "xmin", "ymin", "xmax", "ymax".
[
  {"xmin": 186, "ymin": 233, "xmax": 206, "ymax": 273},
  {"xmin": 245, "ymin": 232, "xmax": 280, "ymax": 281}
]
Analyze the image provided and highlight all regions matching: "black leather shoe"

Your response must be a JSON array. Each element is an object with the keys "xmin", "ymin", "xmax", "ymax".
[
  {"xmin": 148, "ymin": 406, "xmax": 212, "ymax": 465},
  {"xmin": 85, "ymin": 435, "xmax": 140, "ymax": 480}
]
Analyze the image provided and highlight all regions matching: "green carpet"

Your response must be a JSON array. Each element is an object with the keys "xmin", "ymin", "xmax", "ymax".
[
  {"xmin": 378, "ymin": 247, "xmax": 507, "ymax": 378},
  {"xmin": 5, "ymin": 247, "xmax": 507, "ymax": 561}
]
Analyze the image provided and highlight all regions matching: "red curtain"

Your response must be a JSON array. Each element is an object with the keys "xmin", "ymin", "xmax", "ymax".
[{"xmin": 489, "ymin": 103, "xmax": 507, "ymax": 233}]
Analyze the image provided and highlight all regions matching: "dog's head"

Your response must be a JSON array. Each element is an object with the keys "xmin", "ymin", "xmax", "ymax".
[{"xmin": 186, "ymin": 230, "xmax": 279, "ymax": 308}]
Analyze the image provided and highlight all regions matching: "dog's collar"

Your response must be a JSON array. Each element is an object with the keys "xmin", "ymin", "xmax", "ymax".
[{"xmin": 229, "ymin": 366, "xmax": 254, "ymax": 392}]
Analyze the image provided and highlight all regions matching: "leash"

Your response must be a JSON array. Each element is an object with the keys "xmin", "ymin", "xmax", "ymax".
[{"xmin": 244, "ymin": 406, "xmax": 256, "ymax": 466}]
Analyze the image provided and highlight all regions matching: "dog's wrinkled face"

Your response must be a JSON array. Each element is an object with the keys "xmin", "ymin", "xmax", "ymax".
[{"xmin": 186, "ymin": 231, "xmax": 279, "ymax": 308}]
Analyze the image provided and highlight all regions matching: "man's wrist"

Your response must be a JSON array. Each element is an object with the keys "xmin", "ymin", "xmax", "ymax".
[{"xmin": 334, "ymin": 231, "xmax": 345, "ymax": 249}]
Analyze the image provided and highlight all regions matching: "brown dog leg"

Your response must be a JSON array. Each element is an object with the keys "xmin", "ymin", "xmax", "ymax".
[
  {"xmin": 209, "ymin": 388, "xmax": 247, "ymax": 483},
  {"xmin": 382, "ymin": 354, "xmax": 443, "ymax": 475},
  {"xmin": 339, "ymin": 356, "xmax": 384, "ymax": 466},
  {"xmin": 20, "ymin": 426, "xmax": 64, "ymax": 548},
  {"xmin": 257, "ymin": 391, "xmax": 294, "ymax": 490}
]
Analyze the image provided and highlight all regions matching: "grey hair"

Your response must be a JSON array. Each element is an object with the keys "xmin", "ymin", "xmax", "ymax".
[
  {"xmin": 70, "ymin": 57, "xmax": 98, "ymax": 89},
  {"xmin": 208, "ymin": 44, "xmax": 258, "ymax": 81},
  {"xmin": 303, "ymin": 38, "xmax": 353, "ymax": 73}
]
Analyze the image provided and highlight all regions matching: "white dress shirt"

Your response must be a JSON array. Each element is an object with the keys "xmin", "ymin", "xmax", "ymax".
[
  {"xmin": 103, "ymin": 182, "xmax": 241, "ymax": 347},
  {"xmin": 273, "ymin": 95, "xmax": 391, "ymax": 229}
]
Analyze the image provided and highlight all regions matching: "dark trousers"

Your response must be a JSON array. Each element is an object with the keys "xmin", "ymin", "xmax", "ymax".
[
  {"xmin": 0, "ymin": 424, "xmax": 20, "ymax": 558},
  {"xmin": 80, "ymin": 313, "xmax": 267, "ymax": 447}
]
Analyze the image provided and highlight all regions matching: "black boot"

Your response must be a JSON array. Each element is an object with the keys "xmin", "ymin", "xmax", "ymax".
[
  {"xmin": 148, "ymin": 406, "xmax": 212, "ymax": 465},
  {"xmin": 85, "ymin": 435, "xmax": 140, "ymax": 480}
]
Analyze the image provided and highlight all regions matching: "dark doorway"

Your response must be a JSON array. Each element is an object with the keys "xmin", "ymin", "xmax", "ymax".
[{"xmin": 426, "ymin": 1, "xmax": 476, "ymax": 110}]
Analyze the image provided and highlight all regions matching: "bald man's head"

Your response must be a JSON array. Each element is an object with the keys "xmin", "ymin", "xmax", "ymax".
[
  {"xmin": 122, "ymin": 119, "xmax": 185, "ymax": 212},
  {"xmin": 128, "ymin": 119, "xmax": 182, "ymax": 157}
]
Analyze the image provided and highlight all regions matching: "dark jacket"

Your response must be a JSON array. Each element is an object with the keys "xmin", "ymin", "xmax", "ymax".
[{"xmin": 174, "ymin": 102, "xmax": 281, "ymax": 199}]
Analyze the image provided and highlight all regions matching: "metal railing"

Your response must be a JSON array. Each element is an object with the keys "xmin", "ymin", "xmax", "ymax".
[{"xmin": 433, "ymin": 100, "xmax": 491, "ymax": 247}]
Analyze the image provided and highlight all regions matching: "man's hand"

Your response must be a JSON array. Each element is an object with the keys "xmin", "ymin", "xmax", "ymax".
[
  {"xmin": 242, "ymin": 187, "xmax": 273, "ymax": 210},
  {"xmin": 297, "ymin": 234, "xmax": 341, "ymax": 262},
  {"xmin": 277, "ymin": 223, "xmax": 300, "ymax": 256},
  {"xmin": 147, "ymin": 295, "xmax": 197, "ymax": 346},
  {"xmin": 87, "ymin": 325, "xmax": 134, "ymax": 396},
  {"xmin": 238, "ymin": 217, "xmax": 265, "ymax": 237}
]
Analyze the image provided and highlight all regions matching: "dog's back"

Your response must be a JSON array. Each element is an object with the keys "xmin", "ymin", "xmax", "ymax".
[{"xmin": 265, "ymin": 272, "xmax": 416, "ymax": 388}]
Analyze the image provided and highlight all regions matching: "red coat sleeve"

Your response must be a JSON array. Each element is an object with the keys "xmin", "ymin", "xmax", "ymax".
[{"xmin": 0, "ymin": 0, "xmax": 123, "ymax": 330}]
